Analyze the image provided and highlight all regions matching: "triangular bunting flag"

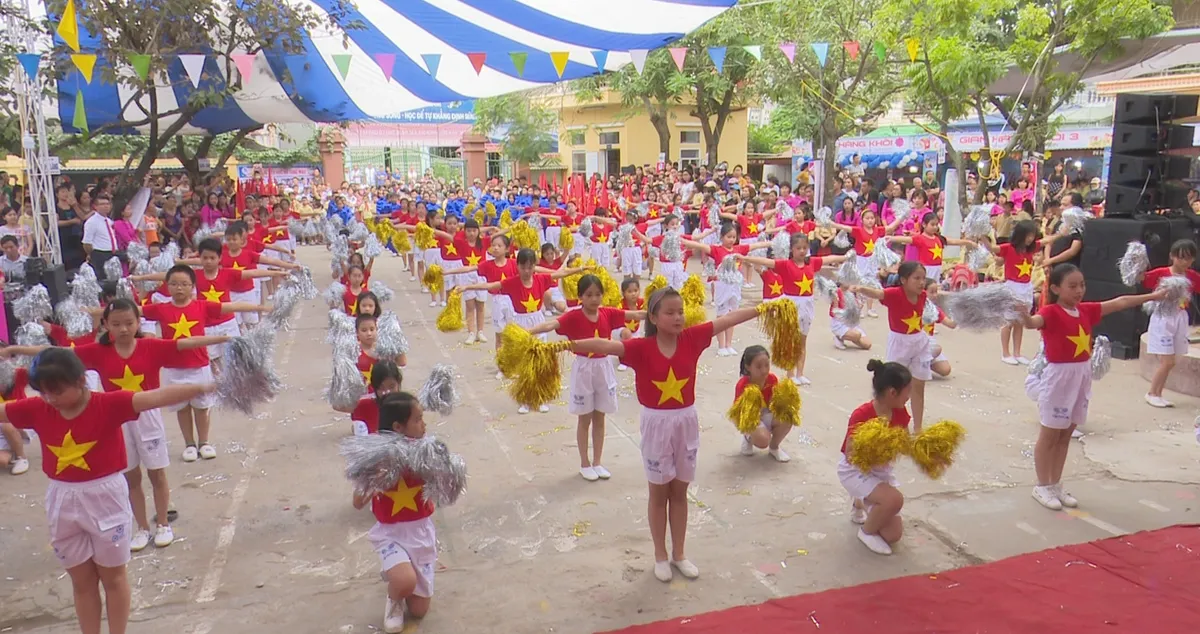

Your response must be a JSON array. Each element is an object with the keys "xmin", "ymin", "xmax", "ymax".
[
  {"xmin": 509, "ymin": 51, "xmax": 528, "ymax": 77},
  {"xmin": 332, "ymin": 54, "xmax": 352, "ymax": 80},
  {"xmin": 56, "ymin": 0, "xmax": 80, "ymax": 53},
  {"xmin": 812, "ymin": 42, "xmax": 829, "ymax": 67},
  {"xmin": 843, "ymin": 41, "xmax": 860, "ymax": 60},
  {"xmin": 129, "ymin": 54, "xmax": 151, "ymax": 82},
  {"xmin": 874, "ymin": 41, "xmax": 887, "ymax": 63},
  {"xmin": 779, "ymin": 42, "xmax": 796, "ymax": 64},
  {"xmin": 179, "ymin": 54, "xmax": 205, "ymax": 88},
  {"xmin": 707, "ymin": 47, "xmax": 726, "ymax": 73},
  {"xmin": 16, "ymin": 53, "xmax": 40, "ymax": 81},
  {"xmin": 231, "ymin": 53, "xmax": 256, "ymax": 82},
  {"xmin": 550, "ymin": 51, "xmax": 570, "ymax": 78},
  {"xmin": 466, "ymin": 52, "xmax": 487, "ymax": 75},
  {"xmin": 373, "ymin": 53, "xmax": 396, "ymax": 82},
  {"xmin": 743, "ymin": 45, "xmax": 762, "ymax": 61},
  {"xmin": 70, "ymin": 54, "xmax": 96, "ymax": 83},
  {"xmin": 906, "ymin": 38, "xmax": 920, "ymax": 62},
  {"xmin": 629, "ymin": 49, "xmax": 648, "ymax": 74},
  {"xmin": 668, "ymin": 47, "xmax": 687, "ymax": 72},
  {"xmin": 73, "ymin": 90, "xmax": 87, "ymax": 133},
  {"xmin": 421, "ymin": 53, "xmax": 441, "ymax": 78},
  {"xmin": 591, "ymin": 50, "xmax": 608, "ymax": 70}
]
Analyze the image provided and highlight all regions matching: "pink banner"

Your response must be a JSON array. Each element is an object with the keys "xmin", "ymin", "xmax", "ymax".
[{"xmin": 344, "ymin": 122, "xmax": 474, "ymax": 148}]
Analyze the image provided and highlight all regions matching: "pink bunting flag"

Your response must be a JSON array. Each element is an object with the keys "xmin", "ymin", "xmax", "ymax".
[
  {"xmin": 843, "ymin": 41, "xmax": 860, "ymax": 60},
  {"xmin": 779, "ymin": 42, "xmax": 796, "ymax": 64},
  {"xmin": 668, "ymin": 47, "xmax": 687, "ymax": 72},
  {"xmin": 231, "ymin": 53, "xmax": 256, "ymax": 82},
  {"xmin": 372, "ymin": 53, "xmax": 396, "ymax": 82},
  {"xmin": 466, "ymin": 52, "xmax": 487, "ymax": 75}
]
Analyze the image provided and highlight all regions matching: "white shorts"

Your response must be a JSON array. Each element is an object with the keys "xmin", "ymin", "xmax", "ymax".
[
  {"xmin": 787, "ymin": 295, "xmax": 816, "ymax": 335},
  {"xmin": 924, "ymin": 264, "xmax": 942, "ymax": 281},
  {"xmin": 837, "ymin": 455, "xmax": 897, "ymax": 502},
  {"xmin": 1005, "ymin": 280, "xmax": 1034, "ymax": 308},
  {"xmin": 549, "ymin": 286, "xmax": 565, "ymax": 306},
  {"xmin": 928, "ymin": 336, "xmax": 948, "ymax": 363},
  {"xmin": 620, "ymin": 246, "xmax": 643, "ymax": 276},
  {"xmin": 368, "ymin": 517, "xmax": 437, "ymax": 598},
  {"xmin": 204, "ymin": 318, "xmax": 241, "ymax": 360},
  {"xmin": 831, "ymin": 319, "xmax": 862, "ymax": 341},
  {"xmin": 742, "ymin": 410, "xmax": 776, "ymax": 437},
  {"xmin": 699, "ymin": 229, "xmax": 719, "ymax": 246},
  {"xmin": 886, "ymin": 331, "xmax": 933, "ymax": 381},
  {"xmin": 856, "ymin": 255, "xmax": 878, "ymax": 281},
  {"xmin": 1025, "ymin": 371, "xmax": 1043, "ymax": 402},
  {"xmin": 122, "ymin": 408, "xmax": 170, "ymax": 472},
  {"xmin": 161, "ymin": 366, "xmax": 217, "ymax": 411},
  {"xmin": 490, "ymin": 294, "xmax": 514, "ymax": 332},
  {"xmin": 661, "ymin": 261, "xmax": 687, "ymax": 290},
  {"xmin": 589, "ymin": 241, "xmax": 611, "ymax": 267},
  {"xmin": 544, "ymin": 226, "xmax": 562, "ymax": 248},
  {"xmin": 512, "ymin": 311, "xmax": 547, "ymax": 341},
  {"xmin": 639, "ymin": 405, "xmax": 699, "ymax": 485},
  {"xmin": 739, "ymin": 236, "xmax": 760, "ymax": 246},
  {"xmin": 568, "ymin": 356, "xmax": 619, "ymax": 415},
  {"xmin": 423, "ymin": 248, "xmax": 440, "ymax": 267},
  {"xmin": 230, "ymin": 288, "xmax": 260, "ymax": 325},
  {"xmin": 45, "ymin": 473, "xmax": 132, "ymax": 569},
  {"xmin": 1147, "ymin": 310, "xmax": 1189, "ymax": 357},
  {"xmin": 85, "ymin": 370, "xmax": 101, "ymax": 392},
  {"xmin": 0, "ymin": 422, "xmax": 26, "ymax": 451},
  {"xmin": 714, "ymin": 280, "xmax": 740, "ymax": 316},
  {"xmin": 139, "ymin": 318, "xmax": 159, "ymax": 336},
  {"xmin": 461, "ymin": 273, "xmax": 487, "ymax": 303},
  {"xmin": 1037, "ymin": 361, "xmax": 1091, "ymax": 429}
]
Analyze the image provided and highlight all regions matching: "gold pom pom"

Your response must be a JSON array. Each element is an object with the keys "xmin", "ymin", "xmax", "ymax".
[
  {"xmin": 392, "ymin": 227, "xmax": 411, "ymax": 252},
  {"xmin": 511, "ymin": 220, "xmax": 541, "ymax": 251},
  {"xmin": 561, "ymin": 268, "xmax": 584, "ymax": 302},
  {"xmin": 593, "ymin": 265, "xmax": 623, "ymax": 308},
  {"xmin": 436, "ymin": 290, "xmax": 464, "ymax": 332},
  {"xmin": 559, "ymin": 227, "xmax": 574, "ymax": 252},
  {"xmin": 681, "ymin": 274, "xmax": 707, "ymax": 307},
  {"xmin": 486, "ymin": 201, "xmax": 497, "ymax": 221},
  {"xmin": 499, "ymin": 209, "xmax": 513, "ymax": 229},
  {"xmin": 728, "ymin": 385, "xmax": 766, "ymax": 434},
  {"xmin": 509, "ymin": 340, "xmax": 573, "ymax": 408},
  {"xmin": 422, "ymin": 264, "xmax": 444, "ymax": 296},
  {"xmin": 848, "ymin": 418, "xmax": 912, "ymax": 474},
  {"xmin": 756, "ymin": 299, "xmax": 804, "ymax": 371},
  {"xmin": 643, "ymin": 275, "xmax": 669, "ymax": 302},
  {"xmin": 415, "ymin": 223, "xmax": 436, "ymax": 250},
  {"xmin": 684, "ymin": 303, "xmax": 707, "ymax": 327},
  {"xmin": 473, "ymin": 208, "xmax": 484, "ymax": 226},
  {"xmin": 496, "ymin": 323, "xmax": 535, "ymax": 378},
  {"xmin": 909, "ymin": 420, "xmax": 966, "ymax": 479},
  {"xmin": 768, "ymin": 378, "xmax": 802, "ymax": 427}
]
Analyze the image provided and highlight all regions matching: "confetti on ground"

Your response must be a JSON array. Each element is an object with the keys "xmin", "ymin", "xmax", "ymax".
[
  {"xmin": 571, "ymin": 521, "xmax": 591, "ymax": 537},
  {"xmin": 524, "ymin": 445, "xmax": 548, "ymax": 455}
]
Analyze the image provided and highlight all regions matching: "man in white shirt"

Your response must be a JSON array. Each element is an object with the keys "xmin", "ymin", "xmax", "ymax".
[
  {"xmin": 846, "ymin": 153, "xmax": 866, "ymax": 178},
  {"xmin": 82, "ymin": 192, "xmax": 120, "ymax": 278},
  {"xmin": 0, "ymin": 235, "xmax": 27, "ymax": 284}
]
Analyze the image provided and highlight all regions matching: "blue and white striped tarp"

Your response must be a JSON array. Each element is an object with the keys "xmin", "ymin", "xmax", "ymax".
[{"xmin": 53, "ymin": 0, "xmax": 735, "ymax": 135}]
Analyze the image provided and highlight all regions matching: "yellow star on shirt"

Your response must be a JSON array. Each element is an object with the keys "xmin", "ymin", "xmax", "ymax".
[
  {"xmin": 262, "ymin": 233, "xmax": 275, "ymax": 244},
  {"xmin": 748, "ymin": 222, "xmax": 759, "ymax": 233},
  {"xmin": 47, "ymin": 430, "xmax": 97, "ymax": 475},
  {"xmin": 901, "ymin": 312, "xmax": 923, "ymax": 334},
  {"xmin": 231, "ymin": 261, "xmax": 246, "ymax": 271},
  {"xmin": 444, "ymin": 243, "xmax": 458, "ymax": 256},
  {"xmin": 520, "ymin": 293, "xmax": 541, "ymax": 313},
  {"xmin": 548, "ymin": 217, "xmax": 559, "ymax": 226},
  {"xmin": 466, "ymin": 253, "xmax": 482, "ymax": 267},
  {"xmin": 361, "ymin": 363, "xmax": 373, "ymax": 385},
  {"xmin": 652, "ymin": 367, "xmax": 689, "ymax": 406},
  {"xmin": 929, "ymin": 243, "xmax": 943, "ymax": 260},
  {"xmin": 500, "ymin": 273, "xmax": 508, "ymax": 282},
  {"xmin": 625, "ymin": 318, "xmax": 639, "ymax": 332},
  {"xmin": 381, "ymin": 479, "xmax": 423, "ymax": 515},
  {"xmin": 1015, "ymin": 260, "xmax": 1033, "ymax": 278},
  {"xmin": 201, "ymin": 287, "xmax": 224, "ymax": 303},
  {"xmin": 796, "ymin": 275, "xmax": 813, "ymax": 294},
  {"xmin": 1067, "ymin": 325, "xmax": 1092, "ymax": 358},
  {"xmin": 167, "ymin": 314, "xmax": 199, "ymax": 339},
  {"xmin": 109, "ymin": 365, "xmax": 146, "ymax": 392},
  {"xmin": 768, "ymin": 280, "xmax": 783, "ymax": 296},
  {"xmin": 862, "ymin": 239, "xmax": 876, "ymax": 255}
]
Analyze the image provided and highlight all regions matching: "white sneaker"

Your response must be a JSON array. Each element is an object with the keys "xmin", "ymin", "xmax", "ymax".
[
  {"xmin": 154, "ymin": 524, "xmax": 174, "ymax": 548},
  {"xmin": 440, "ymin": 300, "xmax": 448, "ymax": 307},
  {"xmin": 495, "ymin": 371, "xmax": 505, "ymax": 380},
  {"xmin": 617, "ymin": 364, "xmax": 629, "ymax": 372},
  {"xmin": 429, "ymin": 300, "xmax": 438, "ymax": 307},
  {"xmin": 857, "ymin": 528, "xmax": 892, "ymax": 555},
  {"xmin": 653, "ymin": 560, "xmax": 673, "ymax": 582},
  {"xmin": 866, "ymin": 309, "xmax": 879, "ymax": 318},
  {"xmin": 1016, "ymin": 356, "xmax": 1031, "ymax": 365},
  {"xmin": 850, "ymin": 503, "xmax": 867, "ymax": 525},
  {"xmin": 199, "ymin": 444, "xmax": 217, "ymax": 460},
  {"xmin": 466, "ymin": 332, "xmax": 477, "ymax": 344},
  {"xmin": 476, "ymin": 332, "xmax": 488, "ymax": 343},
  {"xmin": 1053, "ymin": 484, "xmax": 1079, "ymax": 508},
  {"xmin": 797, "ymin": 376, "xmax": 812, "ymax": 386},
  {"xmin": 833, "ymin": 337, "xmax": 847, "ymax": 350},
  {"xmin": 671, "ymin": 558, "xmax": 699, "ymax": 578},
  {"xmin": 409, "ymin": 276, "xmax": 416, "ymax": 282},
  {"xmin": 518, "ymin": 405, "xmax": 530, "ymax": 415},
  {"xmin": 724, "ymin": 347, "xmax": 738, "ymax": 356},
  {"xmin": 538, "ymin": 404, "xmax": 549, "ymax": 413},
  {"xmin": 10, "ymin": 457, "xmax": 29, "ymax": 475},
  {"xmin": 383, "ymin": 597, "xmax": 405, "ymax": 633},
  {"xmin": 769, "ymin": 447, "xmax": 791, "ymax": 462},
  {"xmin": 740, "ymin": 436, "xmax": 755, "ymax": 456},
  {"xmin": 593, "ymin": 465, "xmax": 611, "ymax": 479},
  {"xmin": 182, "ymin": 446, "xmax": 199, "ymax": 462},
  {"xmin": 1032, "ymin": 485, "xmax": 1063, "ymax": 510},
  {"xmin": 130, "ymin": 529, "xmax": 152, "ymax": 552},
  {"xmin": 580, "ymin": 466, "xmax": 599, "ymax": 481},
  {"xmin": 1072, "ymin": 428, "xmax": 1085, "ymax": 439},
  {"xmin": 1144, "ymin": 393, "xmax": 1174, "ymax": 408},
  {"xmin": 715, "ymin": 348, "xmax": 728, "ymax": 357},
  {"xmin": 1001, "ymin": 356, "xmax": 1019, "ymax": 365}
]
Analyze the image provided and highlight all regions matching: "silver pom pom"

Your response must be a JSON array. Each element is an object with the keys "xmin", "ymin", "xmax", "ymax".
[
  {"xmin": 0, "ymin": 358, "xmax": 17, "ymax": 393},
  {"xmin": 965, "ymin": 243, "xmax": 992, "ymax": 272},
  {"xmin": 327, "ymin": 354, "xmax": 366, "ymax": 410},
  {"xmin": 217, "ymin": 326, "xmax": 282, "ymax": 415},
  {"xmin": 921, "ymin": 295, "xmax": 940, "ymax": 326},
  {"xmin": 126, "ymin": 242, "xmax": 149, "ymax": 263},
  {"xmin": 873, "ymin": 239, "xmax": 900, "ymax": 271},
  {"xmin": 363, "ymin": 234, "xmax": 384, "ymax": 259},
  {"xmin": 614, "ymin": 224, "xmax": 635, "ymax": 251},
  {"xmin": 814, "ymin": 206, "xmax": 833, "ymax": 229},
  {"xmin": 325, "ymin": 281, "xmax": 348, "ymax": 310},
  {"xmin": 837, "ymin": 253, "xmax": 863, "ymax": 287},
  {"xmin": 776, "ymin": 201, "xmax": 795, "ymax": 222},
  {"xmin": 14, "ymin": 284, "xmax": 52, "ymax": 324},
  {"xmin": 578, "ymin": 217, "xmax": 593, "ymax": 239},
  {"xmin": 287, "ymin": 266, "xmax": 319, "ymax": 300},
  {"xmin": 339, "ymin": 433, "xmax": 467, "ymax": 506},
  {"xmin": 701, "ymin": 257, "xmax": 716, "ymax": 279},
  {"xmin": 707, "ymin": 202, "xmax": 720, "ymax": 230},
  {"xmin": 368, "ymin": 280, "xmax": 394, "ymax": 304},
  {"xmin": 1118, "ymin": 242, "xmax": 1149, "ymax": 288},
  {"xmin": 70, "ymin": 267, "xmax": 102, "ymax": 308},
  {"xmin": 771, "ymin": 230, "xmax": 791, "ymax": 260},
  {"xmin": 303, "ymin": 219, "xmax": 320, "ymax": 238},
  {"xmin": 661, "ymin": 230, "xmax": 683, "ymax": 263},
  {"xmin": 891, "ymin": 198, "xmax": 913, "ymax": 224},
  {"xmin": 418, "ymin": 364, "xmax": 458, "ymax": 416},
  {"xmin": 1091, "ymin": 335, "xmax": 1111, "ymax": 380},
  {"xmin": 323, "ymin": 220, "xmax": 341, "ymax": 245},
  {"xmin": 375, "ymin": 311, "xmax": 410, "ymax": 358},
  {"xmin": 115, "ymin": 279, "xmax": 136, "ymax": 301},
  {"xmin": 56, "ymin": 298, "xmax": 93, "ymax": 338},
  {"xmin": 327, "ymin": 309, "xmax": 357, "ymax": 348},
  {"xmin": 833, "ymin": 292, "xmax": 862, "ymax": 327},
  {"xmin": 1060, "ymin": 207, "xmax": 1091, "ymax": 235},
  {"xmin": 717, "ymin": 254, "xmax": 742, "ymax": 285},
  {"xmin": 150, "ymin": 248, "xmax": 175, "ymax": 274},
  {"xmin": 935, "ymin": 283, "xmax": 1022, "ymax": 330},
  {"xmin": 1145, "ymin": 274, "xmax": 1193, "ymax": 316},
  {"xmin": 287, "ymin": 219, "xmax": 305, "ymax": 241},
  {"xmin": 15, "ymin": 321, "xmax": 49, "ymax": 347},
  {"xmin": 833, "ymin": 230, "xmax": 851, "ymax": 250},
  {"xmin": 962, "ymin": 205, "xmax": 993, "ymax": 240},
  {"xmin": 193, "ymin": 223, "xmax": 217, "ymax": 245},
  {"xmin": 1027, "ymin": 345, "xmax": 1048, "ymax": 379},
  {"xmin": 348, "ymin": 221, "xmax": 371, "ymax": 243},
  {"xmin": 265, "ymin": 284, "xmax": 300, "ymax": 330},
  {"xmin": 815, "ymin": 275, "xmax": 838, "ymax": 303}
]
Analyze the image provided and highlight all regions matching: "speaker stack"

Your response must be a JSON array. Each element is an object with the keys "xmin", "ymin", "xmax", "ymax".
[{"xmin": 1081, "ymin": 93, "xmax": 1199, "ymax": 359}]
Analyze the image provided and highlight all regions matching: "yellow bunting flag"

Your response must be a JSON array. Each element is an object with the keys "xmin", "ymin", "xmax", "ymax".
[
  {"xmin": 71, "ymin": 54, "xmax": 97, "ymax": 83},
  {"xmin": 549, "ymin": 51, "xmax": 569, "ymax": 78},
  {"xmin": 73, "ymin": 91, "xmax": 88, "ymax": 133},
  {"xmin": 905, "ymin": 38, "xmax": 920, "ymax": 62},
  {"xmin": 57, "ymin": 0, "xmax": 80, "ymax": 53}
]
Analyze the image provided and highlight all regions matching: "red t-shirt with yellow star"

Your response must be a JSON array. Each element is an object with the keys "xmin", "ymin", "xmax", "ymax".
[
  {"xmin": 842, "ymin": 401, "xmax": 910, "ymax": 455},
  {"xmin": 911, "ymin": 233, "xmax": 945, "ymax": 266},
  {"xmin": 760, "ymin": 269, "xmax": 784, "ymax": 299},
  {"xmin": 73, "ymin": 339, "xmax": 186, "ymax": 392},
  {"xmin": 372, "ymin": 471, "xmax": 435, "ymax": 524},
  {"xmin": 196, "ymin": 268, "xmax": 245, "ymax": 325},
  {"xmin": 621, "ymin": 321, "xmax": 714, "ymax": 409},
  {"xmin": 774, "ymin": 257, "xmax": 823, "ymax": 297},
  {"xmin": 141, "ymin": 300, "xmax": 225, "ymax": 367},
  {"xmin": 998, "ymin": 242, "xmax": 1040, "ymax": 283},
  {"xmin": 851, "ymin": 226, "xmax": 885, "ymax": 256},
  {"xmin": 478, "ymin": 258, "xmax": 516, "ymax": 296},
  {"xmin": 710, "ymin": 244, "xmax": 749, "ymax": 267},
  {"xmin": 351, "ymin": 396, "xmax": 379, "ymax": 434},
  {"xmin": 437, "ymin": 234, "xmax": 460, "ymax": 262},
  {"xmin": 591, "ymin": 221, "xmax": 613, "ymax": 244},
  {"xmin": 622, "ymin": 297, "xmax": 645, "ymax": 334},
  {"xmin": 556, "ymin": 307, "xmax": 626, "ymax": 358},
  {"xmin": 5, "ymin": 390, "xmax": 137, "ymax": 482},
  {"xmin": 454, "ymin": 236, "xmax": 487, "ymax": 269},
  {"xmin": 501, "ymin": 274, "xmax": 553, "ymax": 315},
  {"xmin": 220, "ymin": 246, "xmax": 261, "ymax": 292},
  {"xmin": 1142, "ymin": 267, "xmax": 1200, "ymax": 310},
  {"xmin": 357, "ymin": 349, "xmax": 378, "ymax": 393},
  {"xmin": 1038, "ymin": 302, "xmax": 1102, "ymax": 363},
  {"xmin": 343, "ymin": 286, "xmax": 365, "ymax": 316},
  {"xmin": 737, "ymin": 213, "xmax": 764, "ymax": 239},
  {"xmin": 47, "ymin": 323, "xmax": 97, "ymax": 349},
  {"xmin": 880, "ymin": 287, "xmax": 927, "ymax": 335}
]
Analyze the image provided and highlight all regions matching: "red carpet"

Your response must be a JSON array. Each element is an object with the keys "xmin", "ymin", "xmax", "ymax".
[{"xmin": 602, "ymin": 525, "xmax": 1200, "ymax": 634}]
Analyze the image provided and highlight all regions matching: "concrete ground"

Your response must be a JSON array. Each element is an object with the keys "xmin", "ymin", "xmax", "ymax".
[{"xmin": 2, "ymin": 248, "xmax": 1199, "ymax": 634}]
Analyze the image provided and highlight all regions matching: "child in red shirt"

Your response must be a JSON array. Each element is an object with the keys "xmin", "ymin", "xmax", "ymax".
[
  {"xmin": 333, "ymin": 360, "xmax": 403, "ymax": 437},
  {"xmin": 734, "ymin": 346, "xmax": 793, "ymax": 461}
]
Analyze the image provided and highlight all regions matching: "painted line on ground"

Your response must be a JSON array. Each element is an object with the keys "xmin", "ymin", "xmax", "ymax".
[
  {"xmin": 1138, "ymin": 499, "xmax": 1169, "ymax": 513},
  {"xmin": 1065, "ymin": 509, "xmax": 1127, "ymax": 536},
  {"xmin": 1015, "ymin": 522, "xmax": 1041, "ymax": 536}
]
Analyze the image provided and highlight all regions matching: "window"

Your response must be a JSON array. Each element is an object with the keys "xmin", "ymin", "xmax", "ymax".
[
  {"xmin": 680, "ymin": 130, "xmax": 701, "ymax": 145},
  {"xmin": 680, "ymin": 148, "xmax": 700, "ymax": 169},
  {"xmin": 568, "ymin": 131, "xmax": 585, "ymax": 146},
  {"xmin": 572, "ymin": 151, "xmax": 587, "ymax": 173},
  {"xmin": 598, "ymin": 131, "xmax": 620, "ymax": 146}
]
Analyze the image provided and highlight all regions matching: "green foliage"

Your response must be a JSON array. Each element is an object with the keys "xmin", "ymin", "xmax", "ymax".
[
  {"xmin": 473, "ymin": 93, "xmax": 556, "ymax": 165},
  {"xmin": 748, "ymin": 123, "xmax": 787, "ymax": 154},
  {"xmin": 232, "ymin": 133, "xmax": 319, "ymax": 167}
]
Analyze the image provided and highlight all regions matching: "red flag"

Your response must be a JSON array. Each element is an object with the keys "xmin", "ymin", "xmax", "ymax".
[
  {"xmin": 551, "ymin": 171, "xmax": 559, "ymax": 195},
  {"xmin": 564, "ymin": 175, "xmax": 572, "ymax": 202},
  {"xmin": 266, "ymin": 168, "xmax": 277, "ymax": 196},
  {"xmin": 235, "ymin": 179, "xmax": 246, "ymax": 218},
  {"xmin": 621, "ymin": 179, "xmax": 632, "ymax": 200},
  {"xmin": 599, "ymin": 184, "xmax": 610, "ymax": 210},
  {"xmin": 538, "ymin": 171, "xmax": 547, "ymax": 192},
  {"xmin": 843, "ymin": 41, "xmax": 860, "ymax": 60}
]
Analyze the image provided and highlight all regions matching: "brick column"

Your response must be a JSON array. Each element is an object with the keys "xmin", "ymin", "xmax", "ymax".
[
  {"xmin": 461, "ymin": 133, "xmax": 489, "ymax": 185},
  {"xmin": 318, "ymin": 127, "xmax": 347, "ymax": 187}
]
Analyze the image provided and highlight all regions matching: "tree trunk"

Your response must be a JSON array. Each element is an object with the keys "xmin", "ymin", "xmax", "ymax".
[
  {"xmin": 818, "ymin": 115, "xmax": 840, "ymax": 204},
  {"xmin": 647, "ymin": 104, "xmax": 671, "ymax": 160}
]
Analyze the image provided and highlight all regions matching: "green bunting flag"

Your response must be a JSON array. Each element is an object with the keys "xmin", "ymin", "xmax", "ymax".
[
  {"xmin": 129, "ymin": 54, "xmax": 151, "ymax": 81},
  {"xmin": 332, "ymin": 54, "xmax": 352, "ymax": 80},
  {"xmin": 510, "ymin": 51, "xmax": 528, "ymax": 77},
  {"xmin": 874, "ymin": 42, "xmax": 887, "ymax": 63},
  {"xmin": 73, "ymin": 90, "xmax": 88, "ymax": 133}
]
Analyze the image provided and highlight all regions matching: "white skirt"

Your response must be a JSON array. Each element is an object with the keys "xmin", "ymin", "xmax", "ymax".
[
  {"xmin": 204, "ymin": 318, "xmax": 241, "ymax": 360},
  {"xmin": 924, "ymin": 264, "xmax": 942, "ymax": 281},
  {"xmin": 885, "ymin": 331, "xmax": 932, "ymax": 381},
  {"xmin": 512, "ymin": 311, "xmax": 547, "ymax": 341},
  {"xmin": 786, "ymin": 295, "xmax": 816, "ymax": 335},
  {"xmin": 1004, "ymin": 280, "xmax": 1034, "ymax": 308},
  {"xmin": 461, "ymin": 273, "xmax": 487, "ymax": 303},
  {"xmin": 855, "ymin": 255, "xmax": 878, "ymax": 281},
  {"xmin": 568, "ymin": 356, "xmax": 619, "ymax": 415},
  {"xmin": 1036, "ymin": 361, "xmax": 1091, "ymax": 430},
  {"xmin": 490, "ymin": 294, "xmax": 514, "ymax": 331},
  {"xmin": 831, "ymin": 319, "xmax": 862, "ymax": 341},
  {"xmin": 714, "ymin": 280, "xmax": 741, "ymax": 316},
  {"xmin": 837, "ymin": 454, "xmax": 898, "ymax": 502},
  {"xmin": 544, "ymin": 226, "xmax": 562, "ymax": 247}
]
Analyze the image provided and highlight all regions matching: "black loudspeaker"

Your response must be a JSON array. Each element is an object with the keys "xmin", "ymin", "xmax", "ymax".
[
  {"xmin": 1114, "ymin": 93, "xmax": 1199, "ymax": 124},
  {"xmin": 1108, "ymin": 153, "xmax": 1192, "ymax": 183},
  {"xmin": 1106, "ymin": 94, "xmax": 1198, "ymax": 217},
  {"xmin": 25, "ymin": 261, "xmax": 69, "ymax": 304},
  {"xmin": 1085, "ymin": 279, "xmax": 1150, "ymax": 360},
  {"xmin": 1080, "ymin": 216, "xmax": 1176, "ymax": 285},
  {"xmin": 1111, "ymin": 124, "xmax": 1195, "ymax": 154}
]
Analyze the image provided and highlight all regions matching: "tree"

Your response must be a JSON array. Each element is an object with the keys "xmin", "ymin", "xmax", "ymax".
[
  {"xmin": 572, "ymin": 56, "xmax": 687, "ymax": 159},
  {"xmin": 677, "ymin": 9, "xmax": 758, "ymax": 167},
  {"xmin": 472, "ymin": 92, "xmax": 557, "ymax": 165}
]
